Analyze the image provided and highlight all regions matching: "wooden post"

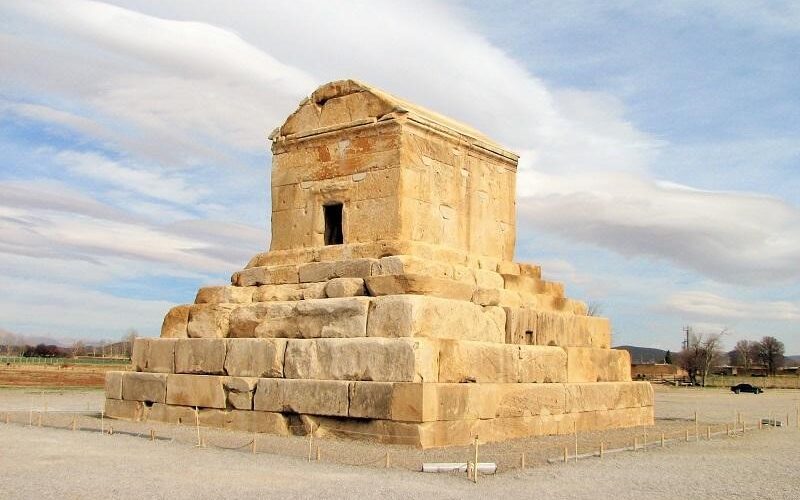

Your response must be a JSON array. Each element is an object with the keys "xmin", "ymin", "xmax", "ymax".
[
  {"xmin": 5, "ymin": 412, "xmax": 9, "ymax": 425},
  {"xmin": 599, "ymin": 441, "xmax": 604, "ymax": 459},
  {"xmin": 786, "ymin": 413, "xmax": 790, "ymax": 429},
  {"xmin": 563, "ymin": 446, "xmax": 568, "ymax": 463},
  {"xmin": 685, "ymin": 429, "xmax": 689, "ymax": 442},
  {"xmin": 100, "ymin": 410, "xmax": 104, "ymax": 434},
  {"xmin": 150, "ymin": 428, "xmax": 155, "ymax": 441},
  {"xmin": 71, "ymin": 414, "xmax": 77, "ymax": 431},
  {"xmin": 643, "ymin": 428, "xmax": 647, "ymax": 452},
  {"xmin": 473, "ymin": 436, "xmax": 479, "ymax": 484},
  {"xmin": 706, "ymin": 426, "xmax": 711, "ymax": 440},
  {"xmin": 694, "ymin": 411, "xmax": 699, "ymax": 441},
  {"xmin": 661, "ymin": 432, "xmax": 665, "ymax": 448},
  {"xmin": 574, "ymin": 426, "xmax": 578, "ymax": 463},
  {"xmin": 28, "ymin": 408, "xmax": 32, "ymax": 427},
  {"xmin": 194, "ymin": 407, "xmax": 201, "ymax": 447},
  {"xmin": 307, "ymin": 425, "xmax": 314, "ymax": 462},
  {"xmin": 520, "ymin": 452, "xmax": 526, "ymax": 469}
]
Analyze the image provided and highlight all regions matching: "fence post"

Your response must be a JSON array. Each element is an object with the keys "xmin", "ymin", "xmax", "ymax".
[
  {"xmin": 694, "ymin": 411, "xmax": 699, "ymax": 441},
  {"xmin": 521, "ymin": 452, "xmax": 526, "ymax": 469},
  {"xmin": 72, "ymin": 414, "xmax": 77, "ymax": 431},
  {"xmin": 685, "ymin": 429, "xmax": 689, "ymax": 442},
  {"xmin": 37, "ymin": 411, "xmax": 42, "ymax": 427},
  {"xmin": 150, "ymin": 428, "xmax": 155, "ymax": 441},
  {"xmin": 574, "ymin": 426, "xmax": 578, "ymax": 463},
  {"xmin": 706, "ymin": 426, "xmax": 711, "ymax": 440},
  {"xmin": 660, "ymin": 432, "xmax": 665, "ymax": 448},
  {"xmin": 100, "ymin": 410, "xmax": 104, "ymax": 434},
  {"xmin": 473, "ymin": 435, "xmax": 479, "ymax": 484},
  {"xmin": 194, "ymin": 407, "xmax": 201, "ymax": 447},
  {"xmin": 563, "ymin": 446, "xmax": 568, "ymax": 463},
  {"xmin": 643, "ymin": 428, "xmax": 647, "ymax": 452},
  {"xmin": 599, "ymin": 441, "xmax": 604, "ymax": 459}
]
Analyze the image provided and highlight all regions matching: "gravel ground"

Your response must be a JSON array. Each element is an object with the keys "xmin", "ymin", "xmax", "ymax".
[{"xmin": 0, "ymin": 385, "xmax": 798, "ymax": 499}]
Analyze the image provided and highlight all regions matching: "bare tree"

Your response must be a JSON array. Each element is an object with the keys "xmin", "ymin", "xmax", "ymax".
[
  {"xmin": 71, "ymin": 340, "xmax": 86, "ymax": 358},
  {"xmin": 122, "ymin": 328, "xmax": 138, "ymax": 358},
  {"xmin": 678, "ymin": 329, "xmax": 726, "ymax": 386},
  {"xmin": 586, "ymin": 301, "xmax": 603, "ymax": 317},
  {"xmin": 757, "ymin": 336, "xmax": 785, "ymax": 376},
  {"xmin": 732, "ymin": 340, "xmax": 755, "ymax": 370}
]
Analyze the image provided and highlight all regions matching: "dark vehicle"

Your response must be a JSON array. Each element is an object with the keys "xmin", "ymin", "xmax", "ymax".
[{"xmin": 730, "ymin": 383, "xmax": 763, "ymax": 394}]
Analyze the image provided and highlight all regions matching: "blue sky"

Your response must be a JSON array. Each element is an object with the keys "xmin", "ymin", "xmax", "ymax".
[{"xmin": 0, "ymin": 0, "xmax": 798, "ymax": 352}]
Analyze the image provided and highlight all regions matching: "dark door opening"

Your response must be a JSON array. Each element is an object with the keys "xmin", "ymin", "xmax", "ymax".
[{"xmin": 324, "ymin": 203, "xmax": 344, "ymax": 245}]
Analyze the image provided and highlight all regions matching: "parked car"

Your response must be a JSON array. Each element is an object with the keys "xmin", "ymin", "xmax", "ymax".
[{"xmin": 730, "ymin": 383, "xmax": 763, "ymax": 394}]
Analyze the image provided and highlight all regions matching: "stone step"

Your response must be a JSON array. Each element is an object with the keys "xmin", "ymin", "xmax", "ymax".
[{"xmin": 131, "ymin": 338, "xmax": 629, "ymax": 384}]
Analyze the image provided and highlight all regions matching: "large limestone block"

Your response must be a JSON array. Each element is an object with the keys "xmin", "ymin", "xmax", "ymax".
[
  {"xmin": 284, "ymin": 338, "xmax": 437, "ymax": 382},
  {"xmin": 438, "ymin": 340, "xmax": 518, "ymax": 383},
  {"xmin": 252, "ymin": 284, "xmax": 303, "ymax": 302},
  {"xmin": 364, "ymin": 274, "xmax": 475, "ymax": 301},
  {"xmin": 195, "ymin": 286, "xmax": 255, "ymax": 304},
  {"xmin": 473, "ymin": 269, "xmax": 504, "ymax": 289},
  {"xmin": 224, "ymin": 377, "xmax": 258, "ymax": 410},
  {"xmin": 564, "ymin": 382, "xmax": 654, "ymax": 413},
  {"xmin": 493, "ymin": 383, "xmax": 566, "ymax": 418},
  {"xmin": 187, "ymin": 304, "xmax": 236, "ymax": 338},
  {"xmin": 230, "ymin": 297, "xmax": 371, "ymax": 339},
  {"xmin": 518, "ymin": 345, "xmax": 568, "ymax": 383},
  {"xmin": 174, "ymin": 338, "xmax": 226, "ymax": 375},
  {"xmin": 122, "ymin": 372, "xmax": 167, "ymax": 403},
  {"xmin": 298, "ymin": 259, "xmax": 380, "ymax": 283},
  {"xmin": 105, "ymin": 399, "xmax": 146, "ymax": 421},
  {"xmin": 472, "ymin": 288, "xmax": 522, "ymax": 307},
  {"xmin": 324, "ymin": 277, "xmax": 366, "ymax": 298},
  {"xmin": 166, "ymin": 374, "xmax": 227, "ymax": 409},
  {"xmin": 254, "ymin": 379, "xmax": 350, "ymax": 416},
  {"xmin": 147, "ymin": 403, "xmax": 196, "ymax": 424},
  {"xmin": 531, "ymin": 311, "xmax": 611, "ymax": 348},
  {"xmin": 105, "ymin": 371, "xmax": 123, "ymax": 400},
  {"xmin": 224, "ymin": 338, "xmax": 286, "ymax": 378},
  {"xmin": 367, "ymin": 295, "xmax": 505, "ymax": 343},
  {"xmin": 234, "ymin": 265, "xmax": 299, "ymax": 287},
  {"xmin": 161, "ymin": 305, "xmax": 190, "ymax": 338},
  {"xmin": 566, "ymin": 347, "xmax": 631, "ymax": 382},
  {"xmin": 377, "ymin": 255, "xmax": 453, "ymax": 279},
  {"xmin": 132, "ymin": 338, "xmax": 177, "ymax": 373}
]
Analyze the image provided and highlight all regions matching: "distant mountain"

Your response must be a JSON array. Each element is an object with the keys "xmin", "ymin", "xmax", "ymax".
[
  {"xmin": 785, "ymin": 355, "xmax": 800, "ymax": 364},
  {"xmin": 615, "ymin": 345, "xmax": 668, "ymax": 364}
]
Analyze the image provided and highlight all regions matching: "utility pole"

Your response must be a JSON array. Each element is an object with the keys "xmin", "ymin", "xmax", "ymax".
[{"xmin": 682, "ymin": 326, "xmax": 691, "ymax": 350}]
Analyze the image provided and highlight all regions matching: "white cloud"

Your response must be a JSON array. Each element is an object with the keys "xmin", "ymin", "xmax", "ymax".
[
  {"xmin": 666, "ymin": 291, "xmax": 800, "ymax": 321},
  {"xmin": 517, "ymin": 171, "xmax": 800, "ymax": 285}
]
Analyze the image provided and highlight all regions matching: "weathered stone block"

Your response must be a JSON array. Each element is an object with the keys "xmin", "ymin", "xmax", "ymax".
[
  {"xmin": 258, "ymin": 298, "xmax": 371, "ymax": 338},
  {"xmin": 252, "ymin": 284, "xmax": 303, "ymax": 302},
  {"xmin": 518, "ymin": 345, "xmax": 568, "ymax": 383},
  {"xmin": 166, "ymin": 374, "xmax": 226, "ymax": 409},
  {"xmin": 132, "ymin": 338, "xmax": 177, "ymax": 373},
  {"xmin": 496, "ymin": 261, "xmax": 520, "ymax": 275},
  {"xmin": 438, "ymin": 340, "xmax": 518, "ymax": 383},
  {"xmin": 235, "ymin": 265, "xmax": 299, "ymax": 286},
  {"xmin": 564, "ymin": 382, "xmax": 653, "ymax": 413},
  {"xmin": 377, "ymin": 255, "xmax": 452, "ymax": 279},
  {"xmin": 298, "ymin": 259, "xmax": 379, "ymax": 283},
  {"xmin": 254, "ymin": 379, "xmax": 350, "ymax": 416},
  {"xmin": 566, "ymin": 347, "xmax": 631, "ymax": 382},
  {"xmin": 122, "ymin": 372, "xmax": 166, "ymax": 403},
  {"xmin": 174, "ymin": 338, "xmax": 226, "ymax": 374},
  {"xmin": 474, "ymin": 269, "xmax": 504, "ymax": 289},
  {"xmin": 187, "ymin": 304, "xmax": 236, "ymax": 338},
  {"xmin": 224, "ymin": 377, "xmax": 258, "ymax": 410},
  {"xmin": 324, "ymin": 277, "xmax": 366, "ymax": 298},
  {"xmin": 195, "ymin": 286, "xmax": 255, "ymax": 304},
  {"xmin": 161, "ymin": 305, "xmax": 190, "ymax": 338},
  {"xmin": 105, "ymin": 371, "xmax": 123, "ymax": 400},
  {"xmin": 105, "ymin": 399, "xmax": 145, "ymax": 421},
  {"xmin": 367, "ymin": 295, "xmax": 505, "ymax": 342},
  {"xmin": 364, "ymin": 274, "xmax": 475, "ymax": 301},
  {"xmin": 224, "ymin": 338, "xmax": 286, "ymax": 378},
  {"xmin": 284, "ymin": 338, "xmax": 437, "ymax": 382}
]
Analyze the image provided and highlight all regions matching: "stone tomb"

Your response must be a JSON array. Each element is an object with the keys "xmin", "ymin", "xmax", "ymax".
[{"xmin": 105, "ymin": 80, "xmax": 653, "ymax": 447}]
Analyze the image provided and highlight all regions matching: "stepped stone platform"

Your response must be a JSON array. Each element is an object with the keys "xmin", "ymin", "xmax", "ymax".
[{"xmin": 104, "ymin": 80, "xmax": 653, "ymax": 448}]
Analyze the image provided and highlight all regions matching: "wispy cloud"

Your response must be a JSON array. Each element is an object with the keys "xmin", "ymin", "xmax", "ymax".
[{"xmin": 666, "ymin": 291, "xmax": 800, "ymax": 321}]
